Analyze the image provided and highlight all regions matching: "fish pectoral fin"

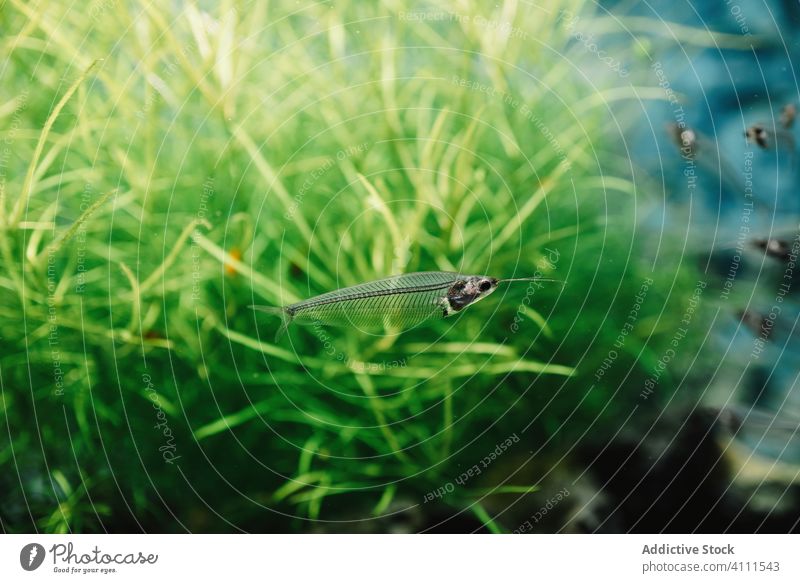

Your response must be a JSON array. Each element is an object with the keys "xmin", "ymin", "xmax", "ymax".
[{"xmin": 439, "ymin": 297, "xmax": 454, "ymax": 317}]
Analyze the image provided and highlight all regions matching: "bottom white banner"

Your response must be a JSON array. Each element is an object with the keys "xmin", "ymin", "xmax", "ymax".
[{"xmin": 0, "ymin": 534, "xmax": 795, "ymax": 582}]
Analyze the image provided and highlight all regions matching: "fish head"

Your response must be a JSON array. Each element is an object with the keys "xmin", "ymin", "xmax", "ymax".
[{"xmin": 445, "ymin": 275, "xmax": 499, "ymax": 313}]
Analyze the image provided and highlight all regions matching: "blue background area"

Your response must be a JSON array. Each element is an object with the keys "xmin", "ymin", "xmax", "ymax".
[{"xmin": 611, "ymin": 0, "xmax": 800, "ymax": 461}]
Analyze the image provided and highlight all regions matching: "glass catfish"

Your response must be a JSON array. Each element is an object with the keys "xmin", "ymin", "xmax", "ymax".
[{"xmin": 250, "ymin": 271, "xmax": 557, "ymax": 340}]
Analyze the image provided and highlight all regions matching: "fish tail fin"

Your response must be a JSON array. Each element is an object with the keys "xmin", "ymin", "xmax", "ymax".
[{"xmin": 249, "ymin": 305, "xmax": 292, "ymax": 341}]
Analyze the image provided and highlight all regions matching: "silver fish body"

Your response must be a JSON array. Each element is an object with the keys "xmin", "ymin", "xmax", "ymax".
[{"xmin": 251, "ymin": 272, "xmax": 500, "ymax": 340}]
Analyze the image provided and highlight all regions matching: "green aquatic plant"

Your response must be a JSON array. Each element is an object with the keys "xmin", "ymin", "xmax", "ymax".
[{"xmin": 0, "ymin": 0, "xmax": 705, "ymax": 532}]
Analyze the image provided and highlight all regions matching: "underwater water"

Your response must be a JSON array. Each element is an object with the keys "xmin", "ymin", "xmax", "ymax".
[
  {"xmin": 588, "ymin": 0, "xmax": 800, "ymax": 532},
  {"xmin": 0, "ymin": 0, "xmax": 798, "ymax": 536}
]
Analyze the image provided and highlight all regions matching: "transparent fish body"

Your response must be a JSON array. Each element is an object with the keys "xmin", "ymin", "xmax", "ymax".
[
  {"xmin": 289, "ymin": 272, "xmax": 457, "ymax": 330},
  {"xmin": 251, "ymin": 271, "xmax": 502, "ymax": 340}
]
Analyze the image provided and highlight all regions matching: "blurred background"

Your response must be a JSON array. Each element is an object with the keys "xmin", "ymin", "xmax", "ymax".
[{"xmin": 0, "ymin": 0, "xmax": 798, "ymax": 533}]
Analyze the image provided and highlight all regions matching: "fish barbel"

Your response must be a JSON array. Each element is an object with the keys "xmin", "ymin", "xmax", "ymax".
[{"xmin": 250, "ymin": 271, "xmax": 558, "ymax": 340}]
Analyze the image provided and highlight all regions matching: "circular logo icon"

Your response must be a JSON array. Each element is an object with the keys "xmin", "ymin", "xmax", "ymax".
[{"xmin": 20, "ymin": 543, "xmax": 46, "ymax": 571}]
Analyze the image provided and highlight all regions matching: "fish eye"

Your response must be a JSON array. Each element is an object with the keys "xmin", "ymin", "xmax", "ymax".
[{"xmin": 479, "ymin": 280, "xmax": 492, "ymax": 292}]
